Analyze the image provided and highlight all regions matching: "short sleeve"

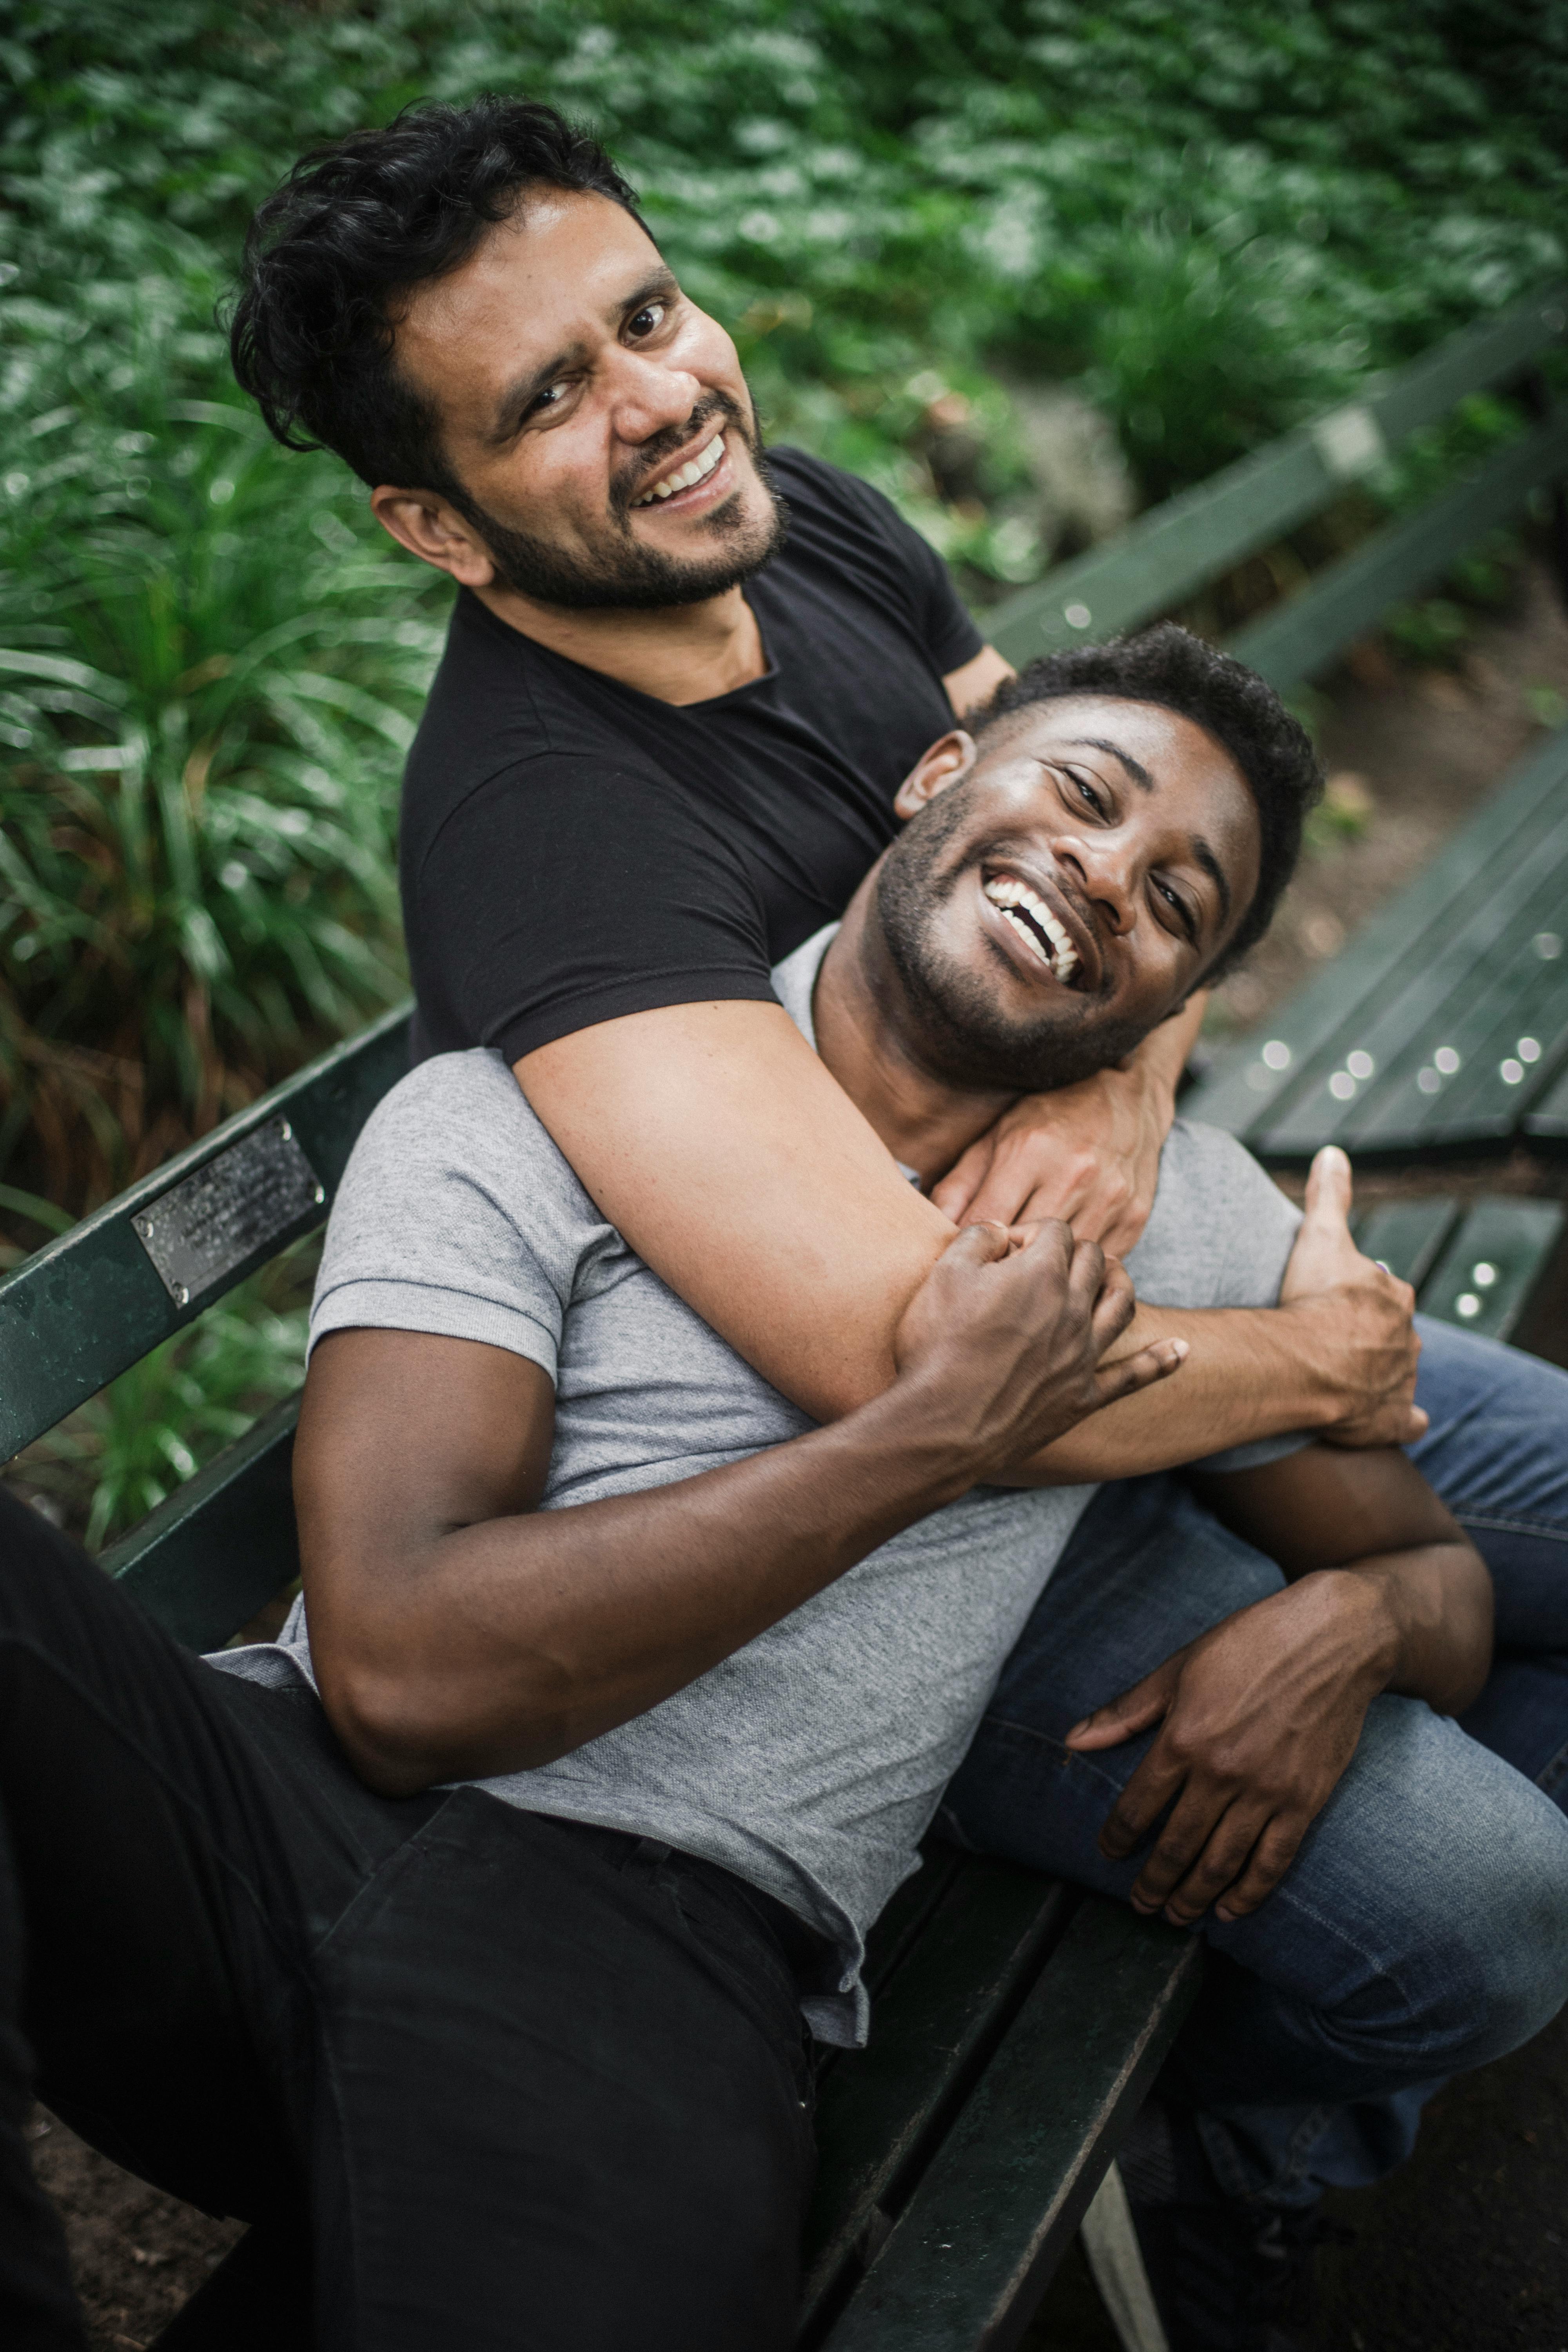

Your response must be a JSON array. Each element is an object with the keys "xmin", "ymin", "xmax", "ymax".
[
  {"xmin": 805, "ymin": 459, "xmax": 985, "ymax": 677},
  {"xmin": 412, "ymin": 756, "xmax": 780, "ymax": 1065},
  {"xmin": 1126, "ymin": 1120, "xmax": 1313, "ymax": 1474},
  {"xmin": 309, "ymin": 1052, "xmax": 596, "ymax": 1378}
]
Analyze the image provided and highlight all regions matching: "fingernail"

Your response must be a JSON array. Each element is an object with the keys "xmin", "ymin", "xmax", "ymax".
[
  {"xmin": 1170, "ymin": 1338, "xmax": 1189, "ymax": 1361},
  {"xmin": 1215, "ymin": 1907, "xmax": 1236, "ymax": 1923}
]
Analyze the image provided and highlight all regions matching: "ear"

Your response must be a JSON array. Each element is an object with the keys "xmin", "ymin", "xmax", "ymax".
[
  {"xmin": 893, "ymin": 729, "xmax": 976, "ymax": 822},
  {"xmin": 370, "ymin": 486, "xmax": 498, "ymax": 588}
]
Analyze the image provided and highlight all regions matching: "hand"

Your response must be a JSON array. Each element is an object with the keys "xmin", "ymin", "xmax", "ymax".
[
  {"xmin": 1067, "ymin": 1570, "xmax": 1396, "ymax": 1925},
  {"xmin": 929, "ymin": 1064, "xmax": 1169, "ymax": 1255},
  {"xmin": 1277, "ymin": 1147, "xmax": 1425, "ymax": 1448},
  {"xmin": 892, "ymin": 1221, "xmax": 1187, "ymax": 1479}
]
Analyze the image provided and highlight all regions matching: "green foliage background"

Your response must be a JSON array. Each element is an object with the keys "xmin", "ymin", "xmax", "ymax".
[{"xmin": 2, "ymin": 0, "xmax": 1565, "ymax": 1539}]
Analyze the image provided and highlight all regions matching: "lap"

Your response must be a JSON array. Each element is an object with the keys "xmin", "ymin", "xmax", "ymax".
[{"xmin": 312, "ymin": 1794, "xmax": 814, "ymax": 2352}]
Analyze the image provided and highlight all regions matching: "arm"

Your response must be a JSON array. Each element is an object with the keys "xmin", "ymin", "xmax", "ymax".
[
  {"xmin": 295, "ymin": 1222, "xmax": 1180, "ymax": 1797},
  {"xmin": 1066, "ymin": 1444, "xmax": 1492, "ymax": 1926},
  {"xmin": 519, "ymin": 1011, "xmax": 1422, "ymax": 1470}
]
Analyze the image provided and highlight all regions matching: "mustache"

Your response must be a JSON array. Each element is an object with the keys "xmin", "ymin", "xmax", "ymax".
[{"xmin": 610, "ymin": 390, "xmax": 753, "ymax": 518}]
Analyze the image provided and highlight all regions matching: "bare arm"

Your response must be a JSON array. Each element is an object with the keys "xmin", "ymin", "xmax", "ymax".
[
  {"xmin": 296, "ymin": 1222, "xmax": 1181, "ymax": 1796},
  {"xmin": 518, "ymin": 1010, "xmax": 1422, "ymax": 1474},
  {"xmin": 1067, "ymin": 1444, "xmax": 1492, "ymax": 1925}
]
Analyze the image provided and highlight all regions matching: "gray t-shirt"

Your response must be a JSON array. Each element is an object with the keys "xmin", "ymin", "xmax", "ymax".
[{"xmin": 212, "ymin": 926, "xmax": 1303, "ymax": 2042}]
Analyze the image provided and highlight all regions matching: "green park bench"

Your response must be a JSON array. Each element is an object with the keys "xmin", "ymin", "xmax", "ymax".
[{"xmin": 4, "ymin": 279, "xmax": 1567, "ymax": 2348}]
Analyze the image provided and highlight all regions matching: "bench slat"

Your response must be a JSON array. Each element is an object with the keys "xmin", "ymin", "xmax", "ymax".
[
  {"xmin": 1524, "ymin": 1060, "xmax": 1568, "ymax": 1145},
  {"xmin": 1253, "ymin": 799, "xmax": 1568, "ymax": 1160},
  {"xmin": 1352, "ymin": 1198, "xmax": 1464, "ymax": 1289},
  {"xmin": 0, "ymin": 1006, "xmax": 409, "ymax": 1459},
  {"xmin": 102, "ymin": 1395, "xmax": 300, "ymax": 1651},
  {"xmin": 1416, "ymin": 1197, "xmax": 1565, "ymax": 1340},
  {"xmin": 1181, "ymin": 724, "xmax": 1568, "ymax": 1144},
  {"xmin": 820, "ymin": 1899, "xmax": 1200, "ymax": 2351},
  {"xmin": 802, "ymin": 1864, "xmax": 1073, "ymax": 2338},
  {"xmin": 985, "ymin": 284, "xmax": 1567, "ymax": 669},
  {"xmin": 1228, "ymin": 407, "xmax": 1568, "ymax": 690}
]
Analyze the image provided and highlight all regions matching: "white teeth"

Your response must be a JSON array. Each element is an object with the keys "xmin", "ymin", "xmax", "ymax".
[
  {"xmin": 634, "ymin": 431, "xmax": 726, "ymax": 506},
  {"xmin": 983, "ymin": 874, "xmax": 1081, "ymax": 983}
]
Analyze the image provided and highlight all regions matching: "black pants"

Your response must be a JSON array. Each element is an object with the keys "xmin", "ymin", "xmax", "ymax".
[{"xmin": 0, "ymin": 1490, "xmax": 818, "ymax": 2350}]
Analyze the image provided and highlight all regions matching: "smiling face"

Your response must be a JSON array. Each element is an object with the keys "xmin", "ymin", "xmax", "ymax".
[
  {"xmin": 378, "ymin": 188, "xmax": 786, "ymax": 609},
  {"xmin": 871, "ymin": 695, "xmax": 1261, "ymax": 1093}
]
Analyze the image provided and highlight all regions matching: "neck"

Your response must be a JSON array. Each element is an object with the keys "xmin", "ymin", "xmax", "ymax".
[
  {"xmin": 472, "ymin": 578, "xmax": 766, "ymax": 706},
  {"xmin": 812, "ymin": 885, "xmax": 1016, "ymax": 1192}
]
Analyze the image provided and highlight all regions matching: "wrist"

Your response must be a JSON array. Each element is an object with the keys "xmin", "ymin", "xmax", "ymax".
[
  {"xmin": 1275, "ymin": 1296, "xmax": 1363, "ymax": 1432},
  {"xmin": 1310, "ymin": 1566, "xmax": 1404, "ymax": 1688},
  {"xmin": 831, "ymin": 1365, "xmax": 995, "ymax": 1510}
]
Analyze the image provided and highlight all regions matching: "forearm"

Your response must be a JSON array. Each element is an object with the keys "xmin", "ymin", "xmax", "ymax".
[
  {"xmin": 1005, "ymin": 1299, "xmax": 1335, "ymax": 1483},
  {"xmin": 317, "ymin": 1374, "xmax": 979, "ymax": 1796},
  {"xmin": 1336, "ymin": 1539, "xmax": 1493, "ymax": 1715}
]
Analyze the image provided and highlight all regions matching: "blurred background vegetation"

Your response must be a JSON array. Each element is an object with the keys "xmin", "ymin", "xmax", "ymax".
[{"xmin": 3, "ymin": 0, "xmax": 1566, "ymax": 1543}]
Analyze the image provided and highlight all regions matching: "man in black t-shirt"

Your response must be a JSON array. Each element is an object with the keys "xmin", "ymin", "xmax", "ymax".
[{"xmin": 224, "ymin": 97, "xmax": 1568, "ymax": 2350}]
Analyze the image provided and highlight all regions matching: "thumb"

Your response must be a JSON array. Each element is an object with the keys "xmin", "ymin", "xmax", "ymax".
[
  {"xmin": 1065, "ymin": 1658, "xmax": 1181, "ymax": 1748},
  {"xmin": 1302, "ymin": 1143, "xmax": 1354, "ymax": 1236},
  {"xmin": 938, "ymin": 1217, "xmax": 1011, "ymax": 1268},
  {"xmin": 931, "ymin": 1132, "xmax": 993, "ymax": 1224}
]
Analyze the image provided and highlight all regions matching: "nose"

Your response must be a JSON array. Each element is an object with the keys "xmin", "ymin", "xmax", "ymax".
[
  {"xmin": 607, "ymin": 342, "xmax": 705, "ymax": 445},
  {"xmin": 1052, "ymin": 826, "xmax": 1138, "ymax": 937}
]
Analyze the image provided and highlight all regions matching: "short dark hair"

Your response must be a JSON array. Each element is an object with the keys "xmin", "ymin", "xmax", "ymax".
[
  {"xmin": 230, "ymin": 97, "xmax": 644, "ymax": 490},
  {"xmin": 973, "ymin": 623, "xmax": 1323, "ymax": 979}
]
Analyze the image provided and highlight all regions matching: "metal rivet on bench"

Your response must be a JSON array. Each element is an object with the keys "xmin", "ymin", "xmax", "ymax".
[
  {"xmin": 1473, "ymin": 1263, "xmax": 1498, "ymax": 1288},
  {"xmin": 1434, "ymin": 1047, "xmax": 1461, "ymax": 1074},
  {"xmin": 1347, "ymin": 1050, "xmax": 1375, "ymax": 1079},
  {"xmin": 1261, "ymin": 1040, "xmax": 1291, "ymax": 1070},
  {"xmin": 1417, "ymin": 1068, "xmax": 1441, "ymax": 1094},
  {"xmin": 134, "ymin": 1216, "xmax": 153, "ymax": 1237},
  {"xmin": 172, "ymin": 1283, "xmax": 189, "ymax": 1308},
  {"xmin": 1328, "ymin": 1071, "xmax": 1356, "ymax": 1100},
  {"xmin": 1500, "ymin": 1058, "xmax": 1525, "ymax": 1085},
  {"xmin": 1519, "ymin": 1037, "xmax": 1542, "ymax": 1062},
  {"xmin": 1063, "ymin": 601, "xmax": 1092, "ymax": 629},
  {"xmin": 1544, "ymin": 306, "xmax": 1566, "ymax": 333},
  {"xmin": 1456, "ymin": 1293, "xmax": 1482, "ymax": 1318},
  {"xmin": 1535, "ymin": 933, "xmax": 1563, "ymax": 961}
]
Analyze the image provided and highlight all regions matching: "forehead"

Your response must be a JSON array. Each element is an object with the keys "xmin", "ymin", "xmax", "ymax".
[
  {"xmin": 983, "ymin": 695, "xmax": 1256, "ymax": 834},
  {"xmin": 390, "ymin": 189, "xmax": 663, "ymax": 418}
]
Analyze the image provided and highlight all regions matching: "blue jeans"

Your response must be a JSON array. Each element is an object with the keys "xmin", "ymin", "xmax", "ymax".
[{"xmin": 941, "ymin": 1316, "xmax": 1568, "ymax": 2208}]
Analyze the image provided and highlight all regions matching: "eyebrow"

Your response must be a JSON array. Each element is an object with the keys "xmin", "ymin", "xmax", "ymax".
[
  {"xmin": 1191, "ymin": 836, "xmax": 1232, "ymax": 932},
  {"xmin": 486, "ymin": 266, "xmax": 682, "ymax": 445},
  {"xmin": 1063, "ymin": 736, "xmax": 1155, "ymax": 792}
]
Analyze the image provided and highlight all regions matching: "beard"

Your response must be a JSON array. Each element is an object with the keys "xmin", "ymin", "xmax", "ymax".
[
  {"xmin": 446, "ymin": 385, "xmax": 789, "ymax": 612},
  {"xmin": 873, "ymin": 780, "xmax": 1154, "ymax": 1094}
]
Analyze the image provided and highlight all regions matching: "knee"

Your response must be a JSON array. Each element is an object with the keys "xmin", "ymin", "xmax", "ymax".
[{"xmin": 1333, "ymin": 1723, "xmax": 1568, "ymax": 2071}]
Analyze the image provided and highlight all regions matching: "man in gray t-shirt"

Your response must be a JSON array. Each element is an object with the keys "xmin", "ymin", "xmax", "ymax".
[
  {"xmin": 210, "ymin": 650, "xmax": 1534, "ymax": 2350},
  {"xmin": 9, "ymin": 648, "xmax": 1550, "ymax": 2352},
  {"xmin": 224, "ymin": 931, "xmax": 1303, "ymax": 2043}
]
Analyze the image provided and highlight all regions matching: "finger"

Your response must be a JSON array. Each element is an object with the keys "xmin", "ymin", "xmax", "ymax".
[
  {"xmin": 1212, "ymin": 1815, "xmax": 1308, "ymax": 1921},
  {"xmin": 1160, "ymin": 1800, "xmax": 1274, "ymax": 1926},
  {"xmin": 1063, "ymin": 1231, "xmax": 1107, "ymax": 1318},
  {"xmin": 1097, "ymin": 1749, "xmax": 1187, "ymax": 1861},
  {"xmin": 967, "ymin": 1150, "xmax": 1095, "ymax": 1232},
  {"xmin": 1127, "ymin": 1785, "xmax": 1232, "ymax": 1913},
  {"xmin": 1069, "ymin": 1657, "xmax": 1185, "ymax": 1750},
  {"xmin": 1087, "ymin": 1338, "xmax": 1187, "ymax": 1408},
  {"xmin": 930, "ymin": 1134, "xmax": 993, "ymax": 1223},
  {"xmin": 1087, "ymin": 1256, "xmax": 1137, "ymax": 1352}
]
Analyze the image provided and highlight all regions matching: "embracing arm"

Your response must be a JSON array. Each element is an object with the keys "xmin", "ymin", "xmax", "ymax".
[{"xmin": 519, "ymin": 1008, "xmax": 1422, "ymax": 1477}]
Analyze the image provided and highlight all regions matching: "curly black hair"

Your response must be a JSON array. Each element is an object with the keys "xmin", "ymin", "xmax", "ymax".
[
  {"xmin": 973, "ymin": 623, "xmax": 1323, "ymax": 979},
  {"xmin": 229, "ymin": 96, "xmax": 644, "ymax": 490}
]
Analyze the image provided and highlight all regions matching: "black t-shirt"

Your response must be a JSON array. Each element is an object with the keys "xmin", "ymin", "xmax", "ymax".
[{"xmin": 400, "ymin": 447, "xmax": 984, "ymax": 1063}]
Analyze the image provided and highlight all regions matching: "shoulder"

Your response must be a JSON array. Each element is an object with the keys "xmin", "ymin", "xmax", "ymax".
[
  {"xmin": 339, "ymin": 1050, "xmax": 590, "ymax": 1229},
  {"xmin": 768, "ymin": 445, "xmax": 923, "ymax": 546}
]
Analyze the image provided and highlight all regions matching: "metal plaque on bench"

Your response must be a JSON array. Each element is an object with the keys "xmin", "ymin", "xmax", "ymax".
[{"xmin": 132, "ymin": 1117, "xmax": 326, "ymax": 1307}]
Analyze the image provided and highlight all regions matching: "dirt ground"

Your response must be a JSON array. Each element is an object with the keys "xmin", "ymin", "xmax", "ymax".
[{"xmin": 26, "ymin": 558, "xmax": 1568, "ymax": 2349}]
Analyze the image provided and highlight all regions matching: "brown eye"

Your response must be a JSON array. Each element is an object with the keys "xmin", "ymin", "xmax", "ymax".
[{"xmin": 628, "ymin": 303, "xmax": 666, "ymax": 338}]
